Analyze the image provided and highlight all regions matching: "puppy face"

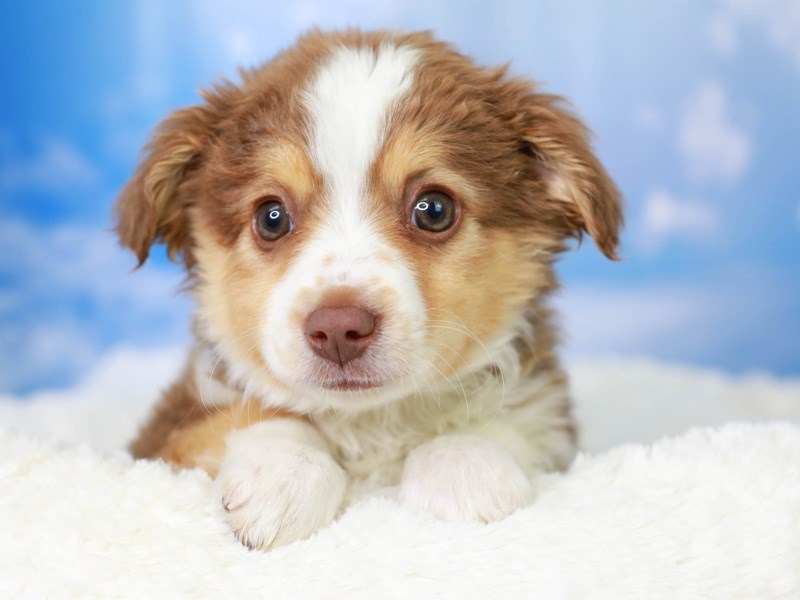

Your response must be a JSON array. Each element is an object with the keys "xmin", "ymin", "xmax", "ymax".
[{"xmin": 116, "ymin": 30, "xmax": 621, "ymax": 414}]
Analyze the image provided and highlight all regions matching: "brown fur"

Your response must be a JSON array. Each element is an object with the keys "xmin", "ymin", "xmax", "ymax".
[
  {"xmin": 129, "ymin": 355, "xmax": 301, "ymax": 476},
  {"xmin": 156, "ymin": 402, "xmax": 302, "ymax": 477},
  {"xmin": 128, "ymin": 362, "xmax": 206, "ymax": 459},
  {"xmin": 119, "ymin": 29, "xmax": 620, "ymax": 479}
]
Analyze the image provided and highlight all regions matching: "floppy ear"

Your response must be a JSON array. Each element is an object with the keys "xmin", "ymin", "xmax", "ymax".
[
  {"xmin": 518, "ymin": 92, "xmax": 623, "ymax": 260},
  {"xmin": 114, "ymin": 103, "xmax": 217, "ymax": 267}
]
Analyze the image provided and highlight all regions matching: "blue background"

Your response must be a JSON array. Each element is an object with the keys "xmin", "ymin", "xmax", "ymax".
[{"xmin": 1, "ymin": 0, "xmax": 799, "ymax": 394}]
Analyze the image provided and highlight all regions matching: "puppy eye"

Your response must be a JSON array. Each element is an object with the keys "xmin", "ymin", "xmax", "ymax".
[
  {"xmin": 411, "ymin": 191, "xmax": 457, "ymax": 233},
  {"xmin": 254, "ymin": 199, "xmax": 292, "ymax": 241}
]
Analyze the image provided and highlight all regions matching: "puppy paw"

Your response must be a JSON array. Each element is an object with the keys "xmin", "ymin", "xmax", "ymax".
[
  {"xmin": 215, "ymin": 422, "xmax": 346, "ymax": 550},
  {"xmin": 399, "ymin": 434, "xmax": 534, "ymax": 523}
]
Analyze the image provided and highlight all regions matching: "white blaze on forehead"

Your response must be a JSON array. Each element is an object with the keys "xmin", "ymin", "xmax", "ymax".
[
  {"xmin": 303, "ymin": 43, "xmax": 419, "ymax": 224},
  {"xmin": 260, "ymin": 43, "xmax": 427, "ymax": 397}
]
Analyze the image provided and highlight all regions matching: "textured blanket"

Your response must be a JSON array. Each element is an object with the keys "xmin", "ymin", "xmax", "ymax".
[
  {"xmin": 1, "ymin": 351, "xmax": 799, "ymax": 598},
  {"xmin": 1, "ymin": 423, "xmax": 799, "ymax": 598}
]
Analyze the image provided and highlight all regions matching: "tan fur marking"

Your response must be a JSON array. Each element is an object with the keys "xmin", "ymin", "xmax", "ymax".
[
  {"xmin": 128, "ymin": 366, "xmax": 206, "ymax": 460},
  {"xmin": 130, "ymin": 358, "xmax": 304, "ymax": 477},
  {"xmin": 117, "ymin": 30, "xmax": 624, "ymax": 526},
  {"xmin": 157, "ymin": 402, "xmax": 303, "ymax": 477},
  {"xmin": 315, "ymin": 286, "xmax": 360, "ymax": 308},
  {"xmin": 239, "ymin": 140, "xmax": 323, "ymax": 223}
]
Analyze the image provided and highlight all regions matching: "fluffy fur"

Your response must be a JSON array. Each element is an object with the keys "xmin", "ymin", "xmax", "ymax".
[
  {"xmin": 116, "ymin": 29, "xmax": 622, "ymax": 549},
  {"xmin": 3, "ymin": 422, "xmax": 799, "ymax": 597}
]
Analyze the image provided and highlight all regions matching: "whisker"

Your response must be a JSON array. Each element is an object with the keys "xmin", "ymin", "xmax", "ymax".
[
  {"xmin": 422, "ymin": 315, "xmax": 509, "ymax": 423},
  {"xmin": 197, "ymin": 329, "xmax": 264, "ymax": 429},
  {"xmin": 421, "ymin": 346, "xmax": 469, "ymax": 416}
]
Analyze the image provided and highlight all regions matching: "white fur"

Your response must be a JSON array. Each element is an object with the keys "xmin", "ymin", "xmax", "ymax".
[
  {"xmin": 195, "ymin": 44, "xmax": 573, "ymax": 537},
  {"xmin": 192, "ymin": 345, "xmax": 241, "ymax": 407},
  {"xmin": 399, "ymin": 434, "xmax": 535, "ymax": 522},
  {"xmin": 303, "ymin": 44, "xmax": 419, "ymax": 222},
  {"xmin": 215, "ymin": 418, "xmax": 347, "ymax": 549},
  {"xmin": 311, "ymin": 366, "xmax": 573, "ymax": 501},
  {"xmin": 259, "ymin": 223, "xmax": 427, "ymax": 412},
  {"xmin": 259, "ymin": 43, "xmax": 431, "ymax": 411},
  {"xmin": 305, "ymin": 315, "xmax": 575, "ymax": 501},
  {"xmin": 3, "ymin": 422, "xmax": 799, "ymax": 597}
]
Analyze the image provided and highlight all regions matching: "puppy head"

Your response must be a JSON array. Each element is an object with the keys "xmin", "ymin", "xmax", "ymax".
[{"xmin": 116, "ymin": 30, "xmax": 622, "ymax": 413}]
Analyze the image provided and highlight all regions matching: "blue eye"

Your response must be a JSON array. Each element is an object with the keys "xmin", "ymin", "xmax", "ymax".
[
  {"xmin": 412, "ymin": 191, "xmax": 456, "ymax": 233},
  {"xmin": 254, "ymin": 199, "xmax": 292, "ymax": 241}
]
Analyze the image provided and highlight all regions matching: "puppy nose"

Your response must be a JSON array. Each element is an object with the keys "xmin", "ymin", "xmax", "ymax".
[{"xmin": 305, "ymin": 306, "xmax": 377, "ymax": 366}]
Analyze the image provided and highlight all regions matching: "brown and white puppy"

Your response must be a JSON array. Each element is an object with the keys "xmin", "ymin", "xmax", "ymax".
[{"xmin": 117, "ymin": 29, "xmax": 621, "ymax": 550}]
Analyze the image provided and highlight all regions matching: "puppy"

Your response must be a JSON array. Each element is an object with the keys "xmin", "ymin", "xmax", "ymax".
[{"xmin": 116, "ymin": 29, "xmax": 621, "ymax": 550}]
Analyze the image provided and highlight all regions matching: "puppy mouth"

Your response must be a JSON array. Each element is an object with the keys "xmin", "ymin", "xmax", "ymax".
[
  {"xmin": 307, "ymin": 362, "xmax": 388, "ymax": 392},
  {"xmin": 321, "ymin": 378, "xmax": 382, "ymax": 391}
]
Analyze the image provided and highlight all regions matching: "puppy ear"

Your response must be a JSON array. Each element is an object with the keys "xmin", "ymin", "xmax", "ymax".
[
  {"xmin": 519, "ymin": 93, "xmax": 623, "ymax": 260},
  {"xmin": 114, "ymin": 104, "xmax": 216, "ymax": 267}
]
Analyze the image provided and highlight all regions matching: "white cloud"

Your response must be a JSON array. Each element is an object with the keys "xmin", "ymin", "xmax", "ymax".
[
  {"xmin": 286, "ymin": 0, "xmax": 330, "ymax": 30},
  {"xmin": 637, "ymin": 189, "xmax": 720, "ymax": 252},
  {"xmin": 678, "ymin": 82, "xmax": 751, "ymax": 184},
  {"xmin": 0, "ymin": 218, "xmax": 191, "ymax": 391},
  {"xmin": 0, "ymin": 345, "xmax": 186, "ymax": 451},
  {"xmin": 561, "ymin": 282, "xmax": 716, "ymax": 357},
  {"xmin": 0, "ymin": 318, "xmax": 101, "ymax": 392},
  {"xmin": 0, "ymin": 219, "xmax": 186, "ymax": 308},
  {"xmin": 560, "ymin": 267, "xmax": 800, "ymax": 374},
  {"xmin": 633, "ymin": 104, "xmax": 665, "ymax": 131},
  {"xmin": 284, "ymin": 0, "xmax": 407, "ymax": 30},
  {"xmin": 0, "ymin": 137, "xmax": 100, "ymax": 193},
  {"xmin": 223, "ymin": 27, "xmax": 259, "ymax": 66},
  {"xmin": 191, "ymin": 0, "xmax": 410, "ymax": 55},
  {"xmin": 709, "ymin": 0, "xmax": 800, "ymax": 68},
  {"xmin": 570, "ymin": 356, "xmax": 800, "ymax": 451},
  {"xmin": 707, "ymin": 13, "xmax": 738, "ymax": 56}
]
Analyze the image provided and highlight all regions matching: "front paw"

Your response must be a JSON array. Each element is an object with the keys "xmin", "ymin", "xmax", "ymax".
[
  {"xmin": 215, "ymin": 427, "xmax": 346, "ymax": 550},
  {"xmin": 399, "ymin": 434, "xmax": 534, "ymax": 523}
]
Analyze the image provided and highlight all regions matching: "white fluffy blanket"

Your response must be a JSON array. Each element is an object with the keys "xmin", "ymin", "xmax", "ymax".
[{"xmin": 1, "ymin": 351, "xmax": 799, "ymax": 598}]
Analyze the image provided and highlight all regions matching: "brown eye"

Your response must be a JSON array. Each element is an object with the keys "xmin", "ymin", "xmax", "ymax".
[
  {"xmin": 254, "ymin": 200, "xmax": 292, "ymax": 241},
  {"xmin": 411, "ymin": 191, "xmax": 457, "ymax": 233}
]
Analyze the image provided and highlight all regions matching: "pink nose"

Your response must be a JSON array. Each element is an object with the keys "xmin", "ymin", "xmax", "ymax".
[{"xmin": 305, "ymin": 306, "xmax": 377, "ymax": 366}]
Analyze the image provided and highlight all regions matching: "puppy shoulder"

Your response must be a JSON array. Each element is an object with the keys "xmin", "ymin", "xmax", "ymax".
[{"xmin": 128, "ymin": 359, "xmax": 204, "ymax": 459}]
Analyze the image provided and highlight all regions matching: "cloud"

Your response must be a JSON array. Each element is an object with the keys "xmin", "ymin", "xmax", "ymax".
[
  {"xmin": 707, "ymin": 12, "xmax": 738, "ymax": 55},
  {"xmin": 709, "ymin": 0, "xmax": 800, "ymax": 68},
  {"xmin": 570, "ymin": 356, "xmax": 800, "ymax": 451},
  {"xmin": 284, "ymin": 0, "xmax": 408, "ymax": 30},
  {"xmin": 0, "ymin": 219, "xmax": 184, "ymax": 307},
  {"xmin": 561, "ymin": 282, "xmax": 716, "ymax": 357},
  {"xmin": 633, "ymin": 104, "xmax": 665, "ymax": 132},
  {"xmin": 0, "ymin": 344, "xmax": 186, "ymax": 451},
  {"xmin": 0, "ymin": 317, "xmax": 101, "ymax": 393},
  {"xmin": 559, "ymin": 268, "xmax": 800, "ymax": 374},
  {"xmin": 678, "ymin": 81, "xmax": 751, "ymax": 184},
  {"xmin": 637, "ymin": 189, "xmax": 721, "ymax": 252},
  {"xmin": 222, "ymin": 27, "xmax": 259, "ymax": 66},
  {"xmin": 0, "ymin": 136, "xmax": 100, "ymax": 193},
  {"xmin": 0, "ymin": 218, "xmax": 191, "ymax": 392},
  {"xmin": 189, "ymin": 0, "xmax": 413, "ymax": 66}
]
